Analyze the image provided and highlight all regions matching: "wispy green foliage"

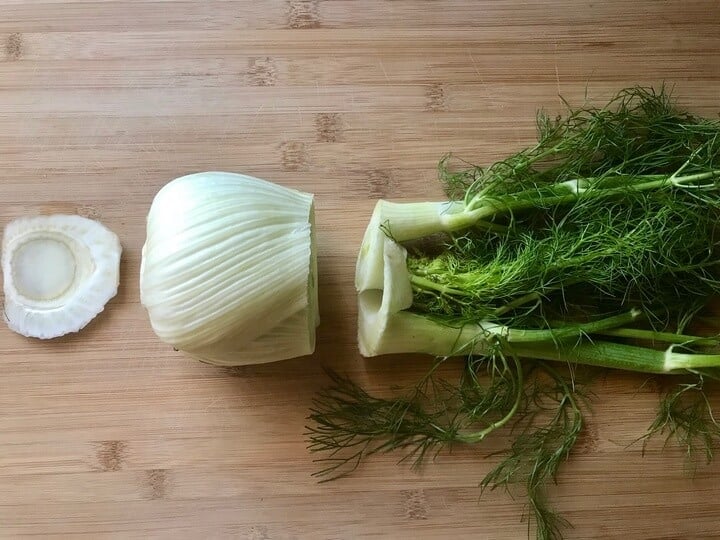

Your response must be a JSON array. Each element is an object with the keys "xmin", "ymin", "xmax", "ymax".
[
  {"xmin": 642, "ymin": 373, "xmax": 720, "ymax": 468},
  {"xmin": 307, "ymin": 357, "xmax": 589, "ymax": 539},
  {"xmin": 408, "ymin": 186, "xmax": 720, "ymax": 330},
  {"xmin": 440, "ymin": 85, "xmax": 720, "ymax": 207},
  {"xmin": 418, "ymin": 86, "xmax": 720, "ymax": 332},
  {"xmin": 307, "ymin": 347, "xmax": 524, "ymax": 479},
  {"xmin": 309, "ymin": 86, "xmax": 720, "ymax": 539}
]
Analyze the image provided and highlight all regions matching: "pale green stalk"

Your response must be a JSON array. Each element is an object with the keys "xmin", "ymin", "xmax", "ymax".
[{"xmin": 376, "ymin": 170, "xmax": 720, "ymax": 243}]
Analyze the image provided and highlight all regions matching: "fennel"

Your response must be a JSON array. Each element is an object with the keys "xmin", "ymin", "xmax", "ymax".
[
  {"xmin": 2, "ymin": 214, "xmax": 121, "ymax": 339},
  {"xmin": 641, "ymin": 372, "xmax": 720, "ymax": 468},
  {"xmin": 140, "ymin": 172, "xmax": 319, "ymax": 366},
  {"xmin": 309, "ymin": 86, "xmax": 720, "ymax": 539}
]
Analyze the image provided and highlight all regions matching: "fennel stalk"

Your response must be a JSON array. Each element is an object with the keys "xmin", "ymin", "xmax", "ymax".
[{"xmin": 308, "ymin": 86, "xmax": 720, "ymax": 540}]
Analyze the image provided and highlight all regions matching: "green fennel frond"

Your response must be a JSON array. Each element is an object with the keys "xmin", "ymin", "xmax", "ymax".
[
  {"xmin": 307, "ymin": 357, "xmax": 590, "ymax": 539},
  {"xmin": 408, "ymin": 186, "xmax": 720, "ymax": 330},
  {"xmin": 480, "ymin": 363, "xmax": 585, "ymax": 540},
  {"xmin": 306, "ymin": 350, "xmax": 527, "ymax": 479},
  {"xmin": 444, "ymin": 85, "xmax": 720, "ymax": 207},
  {"xmin": 313, "ymin": 85, "xmax": 720, "ymax": 540},
  {"xmin": 306, "ymin": 365, "xmax": 451, "ymax": 479},
  {"xmin": 642, "ymin": 374, "xmax": 720, "ymax": 469}
]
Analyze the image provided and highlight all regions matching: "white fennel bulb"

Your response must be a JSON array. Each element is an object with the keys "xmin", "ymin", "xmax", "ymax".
[{"xmin": 140, "ymin": 172, "xmax": 319, "ymax": 366}]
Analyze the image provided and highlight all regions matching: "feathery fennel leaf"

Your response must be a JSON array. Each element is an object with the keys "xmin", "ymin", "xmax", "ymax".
[{"xmin": 311, "ymin": 86, "xmax": 720, "ymax": 540}]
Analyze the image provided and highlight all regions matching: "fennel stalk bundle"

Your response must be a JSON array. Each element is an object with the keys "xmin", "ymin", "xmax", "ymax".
[{"xmin": 308, "ymin": 87, "xmax": 720, "ymax": 539}]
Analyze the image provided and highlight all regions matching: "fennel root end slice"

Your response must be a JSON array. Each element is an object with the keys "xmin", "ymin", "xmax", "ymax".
[{"xmin": 2, "ymin": 214, "xmax": 122, "ymax": 339}]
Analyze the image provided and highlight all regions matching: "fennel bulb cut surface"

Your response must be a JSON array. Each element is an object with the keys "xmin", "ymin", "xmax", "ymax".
[
  {"xmin": 2, "ymin": 214, "xmax": 122, "ymax": 339},
  {"xmin": 140, "ymin": 171, "xmax": 319, "ymax": 366}
]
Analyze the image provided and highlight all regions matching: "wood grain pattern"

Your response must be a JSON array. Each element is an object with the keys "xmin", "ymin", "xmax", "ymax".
[{"xmin": 1, "ymin": 1, "xmax": 720, "ymax": 538}]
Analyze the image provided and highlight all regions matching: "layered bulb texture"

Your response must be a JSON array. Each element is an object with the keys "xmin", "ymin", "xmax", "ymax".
[{"xmin": 140, "ymin": 172, "xmax": 319, "ymax": 366}]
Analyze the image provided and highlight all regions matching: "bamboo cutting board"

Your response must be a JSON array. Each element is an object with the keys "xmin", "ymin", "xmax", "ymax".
[{"xmin": 2, "ymin": 2, "xmax": 720, "ymax": 539}]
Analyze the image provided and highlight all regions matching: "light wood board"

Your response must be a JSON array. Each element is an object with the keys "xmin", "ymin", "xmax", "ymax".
[{"xmin": 2, "ymin": 1, "xmax": 720, "ymax": 538}]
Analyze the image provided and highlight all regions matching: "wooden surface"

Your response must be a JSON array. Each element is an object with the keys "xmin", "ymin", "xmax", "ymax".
[{"xmin": 2, "ymin": 1, "xmax": 720, "ymax": 538}]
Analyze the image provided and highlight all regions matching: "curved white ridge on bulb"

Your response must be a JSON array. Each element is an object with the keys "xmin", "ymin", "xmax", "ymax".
[{"xmin": 140, "ymin": 171, "xmax": 318, "ymax": 366}]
